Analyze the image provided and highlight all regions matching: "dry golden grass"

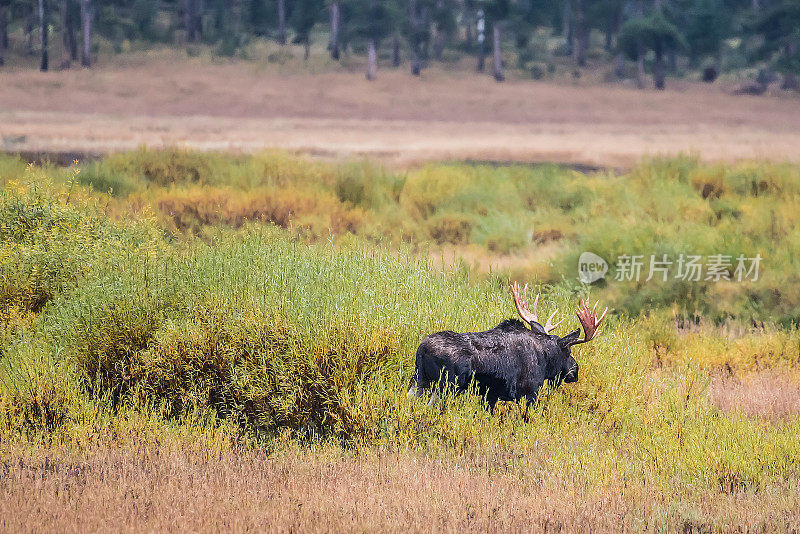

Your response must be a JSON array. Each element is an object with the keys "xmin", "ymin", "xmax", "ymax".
[
  {"xmin": 710, "ymin": 371, "xmax": 800, "ymax": 422},
  {"xmin": 3, "ymin": 444, "xmax": 799, "ymax": 533},
  {"xmin": 1, "ymin": 51, "xmax": 800, "ymax": 167}
]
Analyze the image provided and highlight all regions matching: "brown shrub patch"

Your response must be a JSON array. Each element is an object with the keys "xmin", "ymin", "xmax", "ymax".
[
  {"xmin": 427, "ymin": 214, "xmax": 473, "ymax": 245},
  {"xmin": 532, "ymin": 228, "xmax": 563, "ymax": 244},
  {"xmin": 154, "ymin": 186, "xmax": 366, "ymax": 235}
]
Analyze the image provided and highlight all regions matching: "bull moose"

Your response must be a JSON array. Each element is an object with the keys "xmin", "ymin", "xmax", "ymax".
[{"xmin": 408, "ymin": 283, "xmax": 606, "ymax": 408}]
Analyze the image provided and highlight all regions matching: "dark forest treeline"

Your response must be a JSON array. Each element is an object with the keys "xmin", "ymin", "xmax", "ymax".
[{"xmin": 0, "ymin": 0, "xmax": 797, "ymax": 89}]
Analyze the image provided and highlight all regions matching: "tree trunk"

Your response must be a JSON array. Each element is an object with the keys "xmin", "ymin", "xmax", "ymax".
[
  {"xmin": 577, "ymin": 25, "xmax": 589, "ymax": 66},
  {"xmin": 410, "ymin": 0, "xmax": 422, "ymax": 75},
  {"xmin": 562, "ymin": 0, "xmax": 572, "ymax": 56},
  {"xmin": 304, "ymin": 36, "xmax": 310, "ymax": 60},
  {"xmin": 421, "ymin": 6, "xmax": 430, "ymax": 59},
  {"xmin": 60, "ymin": 0, "xmax": 71, "ymax": 69},
  {"xmin": 635, "ymin": 44, "xmax": 645, "ymax": 88},
  {"xmin": 653, "ymin": 0, "xmax": 666, "ymax": 87},
  {"xmin": 464, "ymin": 6, "xmax": 473, "ymax": 50},
  {"xmin": 185, "ymin": 0, "xmax": 196, "ymax": 42},
  {"xmin": 573, "ymin": 0, "xmax": 587, "ymax": 67},
  {"xmin": 653, "ymin": 42, "xmax": 664, "ymax": 90},
  {"xmin": 329, "ymin": 1, "xmax": 340, "ymax": 60},
  {"xmin": 0, "ymin": 6, "xmax": 7, "ymax": 66},
  {"xmin": 188, "ymin": 0, "xmax": 202, "ymax": 42},
  {"xmin": 392, "ymin": 32, "xmax": 401, "ymax": 67},
  {"xmin": 614, "ymin": 52, "xmax": 625, "ymax": 78},
  {"xmin": 196, "ymin": 0, "xmax": 204, "ymax": 39},
  {"xmin": 80, "ymin": 0, "xmax": 91, "ymax": 67},
  {"xmin": 412, "ymin": 48, "xmax": 421, "ymax": 75},
  {"xmin": 231, "ymin": 0, "xmax": 242, "ymax": 36},
  {"xmin": 277, "ymin": 0, "xmax": 286, "ymax": 45},
  {"xmin": 492, "ymin": 24, "xmax": 503, "ymax": 82},
  {"xmin": 433, "ymin": 33, "xmax": 444, "ymax": 61},
  {"xmin": 0, "ymin": 6, "xmax": 6, "ymax": 50},
  {"xmin": 634, "ymin": 0, "xmax": 644, "ymax": 89},
  {"xmin": 606, "ymin": 4, "xmax": 624, "ymax": 56},
  {"xmin": 433, "ymin": 0, "xmax": 445, "ymax": 60},
  {"xmin": 26, "ymin": 10, "xmax": 35, "ymax": 55},
  {"xmin": 67, "ymin": 3, "xmax": 78, "ymax": 60},
  {"xmin": 476, "ymin": 9, "xmax": 485, "ymax": 72},
  {"xmin": 366, "ymin": 38, "xmax": 377, "ymax": 80},
  {"xmin": 39, "ymin": 0, "xmax": 49, "ymax": 71}
]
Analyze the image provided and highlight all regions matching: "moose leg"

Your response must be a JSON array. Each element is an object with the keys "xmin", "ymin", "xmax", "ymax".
[
  {"xmin": 523, "ymin": 394, "xmax": 538, "ymax": 421},
  {"xmin": 427, "ymin": 391, "xmax": 438, "ymax": 407},
  {"xmin": 473, "ymin": 373, "xmax": 510, "ymax": 412},
  {"xmin": 407, "ymin": 379, "xmax": 425, "ymax": 398},
  {"xmin": 408, "ymin": 368, "xmax": 434, "ymax": 399}
]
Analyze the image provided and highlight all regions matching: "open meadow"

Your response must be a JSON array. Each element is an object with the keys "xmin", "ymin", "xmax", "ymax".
[
  {"xmin": 2, "ymin": 48, "xmax": 800, "ymax": 167},
  {"xmin": 1, "ymin": 150, "xmax": 800, "ymax": 531}
]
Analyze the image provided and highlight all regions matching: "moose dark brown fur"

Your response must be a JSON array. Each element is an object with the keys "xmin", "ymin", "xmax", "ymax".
[{"xmin": 408, "ymin": 283, "xmax": 606, "ymax": 408}]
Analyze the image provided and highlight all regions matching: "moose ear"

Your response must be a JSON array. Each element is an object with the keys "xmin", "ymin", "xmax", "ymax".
[
  {"xmin": 559, "ymin": 329, "xmax": 581, "ymax": 346},
  {"xmin": 528, "ymin": 321, "xmax": 549, "ymax": 336}
]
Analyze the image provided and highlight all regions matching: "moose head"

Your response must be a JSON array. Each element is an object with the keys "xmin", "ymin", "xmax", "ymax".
[{"xmin": 511, "ymin": 282, "xmax": 607, "ymax": 385}]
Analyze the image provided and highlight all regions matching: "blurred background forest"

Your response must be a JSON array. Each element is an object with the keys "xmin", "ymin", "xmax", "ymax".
[{"xmin": 0, "ymin": 0, "xmax": 798, "ymax": 91}]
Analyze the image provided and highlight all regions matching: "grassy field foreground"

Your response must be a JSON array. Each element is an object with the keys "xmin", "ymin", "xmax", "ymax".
[{"xmin": 1, "ymin": 153, "xmax": 800, "ymax": 531}]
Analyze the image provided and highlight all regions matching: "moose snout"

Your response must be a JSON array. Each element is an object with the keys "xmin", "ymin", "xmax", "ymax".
[{"xmin": 564, "ymin": 364, "xmax": 579, "ymax": 383}]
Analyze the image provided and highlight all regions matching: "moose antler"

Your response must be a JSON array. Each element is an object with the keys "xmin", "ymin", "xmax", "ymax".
[
  {"xmin": 568, "ymin": 300, "xmax": 608, "ymax": 346},
  {"xmin": 510, "ymin": 282, "xmax": 564, "ymax": 334}
]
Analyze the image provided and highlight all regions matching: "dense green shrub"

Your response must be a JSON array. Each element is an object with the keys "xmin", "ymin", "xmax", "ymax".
[
  {"xmin": 0, "ymin": 167, "xmax": 160, "ymax": 324},
  {"xmin": 37, "ymin": 150, "xmax": 798, "ymax": 323}
]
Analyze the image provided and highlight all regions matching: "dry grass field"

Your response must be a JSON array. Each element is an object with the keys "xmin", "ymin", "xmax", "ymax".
[
  {"xmin": 0, "ymin": 446, "xmax": 638, "ymax": 533},
  {"xmin": 2, "ymin": 51, "xmax": 800, "ymax": 167},
  {"xmin": 3, "ymin": 444, "xmax": 799, "ymax": 533}
]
